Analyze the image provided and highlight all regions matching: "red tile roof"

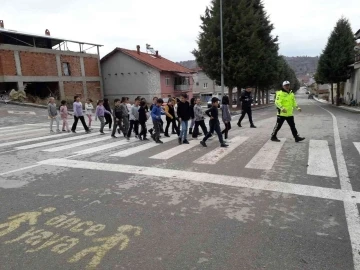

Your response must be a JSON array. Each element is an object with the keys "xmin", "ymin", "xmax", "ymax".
[{"xmin": 101, "ymin": 47, "xmax": 194, "ymax": 73}]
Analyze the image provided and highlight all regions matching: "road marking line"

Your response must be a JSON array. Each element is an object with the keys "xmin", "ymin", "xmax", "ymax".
[
  {"xmin": 15, "ymin": 133, "xmax": 99, "ymax": 150},
  {"xmin": 0, "ymin": 132, "xmax": 71, "ymax": 148},
  {"xmin": 0, "ymin": 164, "xmax": 41, "ymax": 176},
  {"xmin": 0, "ymin": 128, "xmax": 48, "ymax": 138},
  {"xmin": 194, "ymin": 136, "xmax": 248, "ymax": 164},
  {"xmin": 110, "ymin": 136, "xmax": 177, "ymax": 157},
  {"xmin": 354, "ymin": 142, "xmax": 360, "ymax": 156},
  {"xmin": 307, "ymin": 140, "xmax": 337, "ymax": 177},
  {"xmin": 74, "ymin": 140, "xmax": 130, "ymax": 155},
  {"xmin": 43, "ymin": 136, "xmax": 112, "ymax": 152},
  {"xmin": 149, "ymin": 140, "xmax": 199, "ymax": 160},
  {"xmin": 0, "ymin": 125, "xmax": 26, "ymax": 130},
  {"xmin": 0, "ymin": 126, "xmax": 34, "ymax": 134},
  {"xmin": 245, "ymin": 138, "xmax": 286, "ymax": 170},
  {"xmin": 318, "ymin": 105, "xmax": 360, "ymax": 270},
  {"xmin": 38, "ymin": 158, "xmax": 360, "ymax": 203}
]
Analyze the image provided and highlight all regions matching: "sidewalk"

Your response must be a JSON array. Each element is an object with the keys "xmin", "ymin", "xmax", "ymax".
[
  {"xmin": 230, "ymin": 103, "xmax": 274, "ymax": 115},
  {"xmin": 313, "ymin": 97, "xmax": 360, "ymax": 114}
]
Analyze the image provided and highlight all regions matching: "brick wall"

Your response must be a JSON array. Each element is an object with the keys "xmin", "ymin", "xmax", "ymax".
[
  {"xmin": 84, "ymin": 57, "xmax": 99, "ymax": 77},
  {"xmin": 86, "ymin": 82, "xmax": 101, "ymax": 101},
  {"xmin": 0, "ymin": 50, "xmax": 17, "ymax": 76},
  {"xmin": 60, "ymin": 55, "xmax": 81, "ymax": 76},
  {"xmin": 20, "ymin": 51, "xmax": 57, "ymax": 76},
  {"xmin": 63, "ymin": 81, "xmax": 83, "ymax": 100}
]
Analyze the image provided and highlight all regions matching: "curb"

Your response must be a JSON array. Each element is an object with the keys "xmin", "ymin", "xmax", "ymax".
[
  {"xmin": 313, "ymin": 98, "xmax": 360, "ymax": 114},
  {"xmin": 5, "ymin": 101, "xmax": 47, "ymax": 109}
]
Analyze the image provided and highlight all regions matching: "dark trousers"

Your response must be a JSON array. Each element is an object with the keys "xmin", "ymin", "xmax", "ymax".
[
  {"xmin": 271, "ymin": 116, "xmax": 299, "ymax": 138},
  {"xmin": 104, "ymin": 114, "xmax": 112, "ymax": 129},
  {"xmin": 71, "ymin": 115, "xmax": 89, "ymax": 132},
  {"xmin": 165, "ymin": 118, "xmax": 180, "ymax": 135},
  {"xmin": 203, "ymin": 121, "xmax": 224, "ymax": 144},
  {"xmin": 127, "ymin": 120, "xmax": 139, "ymax": 137},
  {"xmin": 192, "ymin": 120, "xmax": 208, "ymax": 138},
  {"xmin": 111, "ymin": 119, "xmax": 120, "ymax": 136},
  {"xmin": 173, "ymin": 118, "xmax": 180, "ymax": 133},
  {"xmin": 153, "ymin": 120, "xmax": 161, "ymax": 141},
  {"xmin": 139, "ymin": 121, "xmax": 147, "ymax": 139},
  {"xmin": 238, "ymin": 107, "xmax": 253, "ymax": 125},
  {"xmin": 221, "ymin": 122, "xmax": 232, "ymax": 139}
]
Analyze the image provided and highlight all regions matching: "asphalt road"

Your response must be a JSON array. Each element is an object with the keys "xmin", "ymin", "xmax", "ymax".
[{"xmin": 0, "ymin": 88, "xmax": 360, "ymax": 270}]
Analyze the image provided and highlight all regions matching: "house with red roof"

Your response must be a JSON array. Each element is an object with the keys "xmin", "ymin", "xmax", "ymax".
[{"xmin": 100, "ymin": 45, "xmax": 194, "ymax": 102}]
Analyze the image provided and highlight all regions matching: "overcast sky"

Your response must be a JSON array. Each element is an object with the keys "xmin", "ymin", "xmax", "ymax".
[{"xmin": 1, "ymin": 0, "xmax": 360, "ymax": 61}]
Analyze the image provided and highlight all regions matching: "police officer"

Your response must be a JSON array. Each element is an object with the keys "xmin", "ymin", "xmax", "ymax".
[
  {"xmin": 271, "ymin": 81, "xmax": 305, "ymax": 142},
  {"xmin": 237, "ymin": 87, "xmax": 256, "ymax": 128}
]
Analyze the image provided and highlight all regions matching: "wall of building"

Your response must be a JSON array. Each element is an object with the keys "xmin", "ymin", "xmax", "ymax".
[
  {"xmin": 0, "ymin": 49, "xmax": 16, "ymax": 76},
  {"xmin": 101, "ymin": 51, "xmax": 161, "ymax": 102},
  {"xmin": 0, "ymin": 44, "xmax": 102, "ymax": 101},
  {"xmin": 192, "ymin": 70, "xmax": 229, "ymax": 96},
  {"xmin": 344, "ymin": 64, "xmax": 360, "ymax": 105}
]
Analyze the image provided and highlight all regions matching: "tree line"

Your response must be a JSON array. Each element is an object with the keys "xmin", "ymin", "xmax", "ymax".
[
  {"xmin": 192, "ymin": 0, "xmax": 300, "ymax": 106},
  {"xmin": 315, "ymin": 17, "xmax": 356, "ymax": 106}
]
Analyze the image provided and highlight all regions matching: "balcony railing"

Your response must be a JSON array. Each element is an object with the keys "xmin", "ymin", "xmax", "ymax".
[
  {"xmin": 355, "ymin": 54, "xmax": 360, "ymax": 63},
  {"xmin": 174, "ymin": 85, "xmax": 190, "ymax": 91}
]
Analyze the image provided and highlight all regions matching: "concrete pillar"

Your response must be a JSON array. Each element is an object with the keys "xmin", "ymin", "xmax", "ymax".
[
  {"xmin": 59, "ymin": 81, "xmax": 65, "ymax": 100},
  {"xmin": 14, "ymin": 51, "xmax": 22, "ymax": 76},
  {"xmin": 56, "ymin": 55, "xmax": 62, "ymax": 77},
  {"xmin": 97, "ymin": 46, "xmax": 104, "ymax": 98},
  {"xmin": 80, "ymin": 57, "xmax": 85, "ymax": 77},
  {"xmin": 83, "ymin": 82, "xmax": 88, "ymax": 100},
  {"xmin": 17, "ymin": 81, "xmax": 24, "ymax": 91}
]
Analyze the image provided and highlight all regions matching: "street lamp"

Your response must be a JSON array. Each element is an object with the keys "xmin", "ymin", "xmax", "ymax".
[{"xmin": 220, "ymin": 0, "xmax": 224, "ymax": 97}]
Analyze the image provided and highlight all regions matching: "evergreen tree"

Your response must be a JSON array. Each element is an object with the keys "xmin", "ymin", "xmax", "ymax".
[
  {"xmin": 193, "ymin": 0, "xmax": 280, "ymax": 105},
  {"xmin": 316, "ymin": 17, "xmax": 355, "ymax": 105}
]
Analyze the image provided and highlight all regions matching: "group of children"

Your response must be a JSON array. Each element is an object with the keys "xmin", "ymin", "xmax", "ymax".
[{"xmin": 47, "ymin": 93, "xmax": 232, "ymax": 148}]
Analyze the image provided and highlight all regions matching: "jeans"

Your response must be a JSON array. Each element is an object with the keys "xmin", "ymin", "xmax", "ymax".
[
  {"xmin": 238, "ymin": 107, "xmax": 253, "ymax": 125},
  {"xmin": 50, "ymin": 116, "xmax": 60, "ymax": 131},
  {"xmin": 179, "ymin": 120, "xmax": 188, "ymax": 140},
  {"xmin": 71, "ymin": 115, "xmax": 89, "ymax": 132},
  {"xmin": 271, "ymin": 116, "xmax": 299, "ymax": 138},
  {"xmin": 127, "ymin": 120, "xmax": 139, "ymax": 137},
  {"xmin": 192, "ymin": 120, "xmax": 208, "ymax": 138},
  {"xmin": 121, "ymin": 117, "xmax": 130, "ymax": 135},
  {"xmin": 153, "ymin": 120, "xmax": 161, "ymax": 141},
  {"xmin": 203, "ymin": 121, "xmax": 224, "ymax": 144},
  {"xmin": 98, "ymin": 116, "xmax": 105, "ymax": 132}
]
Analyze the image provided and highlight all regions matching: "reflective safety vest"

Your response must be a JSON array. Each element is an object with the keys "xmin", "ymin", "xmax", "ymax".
[{"xmin": 275, "ymin": 89, "xmax": 298, "ymax": 117}]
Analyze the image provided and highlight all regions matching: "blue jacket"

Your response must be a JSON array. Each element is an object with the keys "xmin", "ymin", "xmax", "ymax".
[{"xmin": 151, "ymin": 105, "xmax": 164, "ymax": 121}]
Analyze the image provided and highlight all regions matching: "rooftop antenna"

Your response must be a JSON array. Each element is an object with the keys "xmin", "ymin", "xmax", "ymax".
[{"xmin": 146, "ymin": 44, "xmax": 156, "ymax": 54}]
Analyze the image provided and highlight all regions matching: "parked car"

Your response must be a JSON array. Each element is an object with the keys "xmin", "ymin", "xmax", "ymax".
[
  {"xmin": 306, "ymin": 91, "xmax": 310, "ymax": 94},
  {"xmin": 207, "ymin": 100, "xmax": 221, "ymax": 108},
  {"xmin": 308, "ymin": 94, "xmax": 314, "ymax": 99}
]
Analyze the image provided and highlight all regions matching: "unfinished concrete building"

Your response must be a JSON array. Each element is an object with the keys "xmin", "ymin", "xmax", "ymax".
[{"xmin": 0, "ymin": 20, "xmax": 103, "ymax": 103}]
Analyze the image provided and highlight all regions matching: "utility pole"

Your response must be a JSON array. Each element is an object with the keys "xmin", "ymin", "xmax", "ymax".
[{"xmin": 220, "ymin": 0, "xmax": 224, "ymax": 97}]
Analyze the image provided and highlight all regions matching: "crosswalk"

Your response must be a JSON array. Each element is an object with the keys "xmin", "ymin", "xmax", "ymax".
[{"xmin": 1, "ymin": 123, "xmax": 360, "ymax": 178}]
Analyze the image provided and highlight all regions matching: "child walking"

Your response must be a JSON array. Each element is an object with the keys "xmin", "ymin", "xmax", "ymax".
[
  {"xmin": 48, "ymin": 97, "xmax": 60, "ymax": 133},
  {"xmin": 85, "ymin": 98, "xmax": 94, "ymax": 130},
  {"xmin": 119, "ymin": 97, "xmax": 130, "ymax": 136},
  {"xmin": 177, "ymin": 93, "xmax": 191, "ymax": 144},
  {"xmin": 127, "ymin": 98, "xmax": 140, "ymax": 140},
  {"xmin": 200, "ymin": 97, "xmax": 228, "ymax": 148},
  {"xmin": 138, "ymin": 100, "xmax": 149, "ymax": 141},
  {"xmin": 189, "ymin": 97, "xmax": 196, "ymax": 134},
  {"xmin": 151, "ymin": 98, "xmax": 165, "ymax": 143},
  {"xmin": 221, "ymin": 96, "xmax": 232, "ymax": 140},
  {"xmin": 71, "ymin": 96, "xmax": 91, "ymax": 133},
  {"xmin": 111, "ymin": 99, "xmax": 122, "ymax": 138},
  {"xmin": 164, "ymin": 98, "xmax": 179, "ymax": 137},
  {"xmin": 95, "ymin": 100, "xmax": 111, "ymax": 135},
  {"xmin": 60, "ymin": 100, "xmax": 71, "ymax": 132},
  {"xmin": 103, "ymin": 98, "xmax": 113, "ymax": 130},
  {"xmin": 192, "ymin": 98, "xmax": 208, "ymax": 139}
]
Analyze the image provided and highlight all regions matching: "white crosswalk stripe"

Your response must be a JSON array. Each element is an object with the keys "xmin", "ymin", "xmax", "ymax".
[
  {"xmin": 0, "ymin": 128, "xmax": 48, "ymax": 138},
  {"xmin": 75, "ymin": 140, "xmax": 131, "ymax": 155},
  {"xmin": 307, "ymin": 140, "xmax": 337, "ymax": 177},
  {"xmin": 194, "ymin": 136, "xmax": 248, "ymax": 164},
  {"xmin": 354, "ymin": 142, "xmax": 360, "ymax": 156},
  {"xmin": 149, "ymin": 140, "xmax": 199, "ymax": 160},
  {"xmin": 0, "ymin": 132, "xmax": 72, "ymax": 148},
  {"xmin": 15, "ymin": 133, "xmax": 98, "ymax": 150},
  {"xmin": 110, "ymin": 136, "xmax": 178, "ymax": 157},
  {"xmin": 0, "ymin": 126, "xmax": 34, "ymax": 134},
  {"xmin": 245, "ymin": 138, "xmax": 286, "ymax": 170},
  {"xmin": 43, "ymin": 136, "xmax": 112, "ymax": 152}
]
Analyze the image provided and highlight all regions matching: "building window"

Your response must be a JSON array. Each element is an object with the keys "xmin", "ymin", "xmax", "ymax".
[
  {"xmin": 165, "ymin": 77, "xmax": 170, "ymax": 86},
  {"xmin": 62, "ymin": 62, "xmax": 70, "ymax": 76},
  {"xmin": 196, "ymin": 82, "xmax": 199, "ymax": 86},
  {"xmin": 203, "ymin": 83, "xmax": 208, "ymax": 89}
]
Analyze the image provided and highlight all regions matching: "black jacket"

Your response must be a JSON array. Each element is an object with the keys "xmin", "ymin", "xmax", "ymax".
[
  {"xmin": 138, "ymin": 106, "xmax": 147, "ymax": 123},
  {"xmin": 240, "ymin": 91, "xmax": 253, "ymax": 109},
  {"xmin": 113, "ymin": 105, "xmax": 122, "ymax": 119},
  {"xmin": 205, "ymin": 106, "xmax": 219, "ymax": 126},
  {"xmin": 177, "ymin": 101, "xmax": 191, "ymax": 121}
]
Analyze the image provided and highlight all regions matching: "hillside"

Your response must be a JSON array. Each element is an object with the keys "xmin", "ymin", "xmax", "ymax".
[{"xmin": 178, "ymin": 56, "xmax": 319, "ymax": 77}]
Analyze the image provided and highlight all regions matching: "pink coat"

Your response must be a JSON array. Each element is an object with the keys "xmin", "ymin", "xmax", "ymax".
[{"xmin": 60, "ymin": 105, "xmax": 68, "ymax": 119}]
